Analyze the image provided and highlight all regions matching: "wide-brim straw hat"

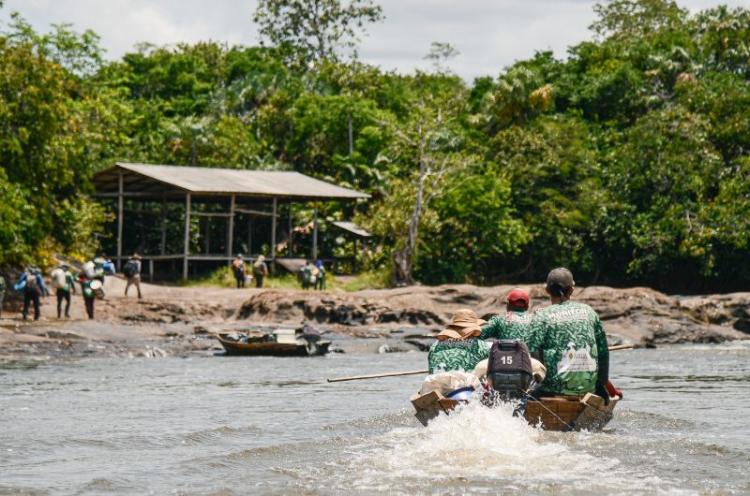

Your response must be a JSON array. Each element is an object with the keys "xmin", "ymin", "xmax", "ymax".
[{"xmin": 437, "ymin": 308, "xmax": 485, "ymax": 341}]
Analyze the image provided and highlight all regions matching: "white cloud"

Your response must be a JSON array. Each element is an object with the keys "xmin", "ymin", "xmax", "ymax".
[{"xmin": 3, "ymin": 0, "xmax": 749, "ymax": 81}]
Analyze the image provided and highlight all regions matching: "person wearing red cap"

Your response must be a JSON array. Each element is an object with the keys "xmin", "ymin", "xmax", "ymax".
[{"xmin": 479, "ymin": 288, "xmax": 534, "ymax": 341}]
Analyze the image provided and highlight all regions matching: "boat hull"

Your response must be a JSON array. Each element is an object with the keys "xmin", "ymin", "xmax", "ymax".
[
  {"xmin": 216, "ymin": 334, "xmax": 331, "ymax": 356},
  {"xmin": 410, "ymin": 390, "xmax": 618, "ymax": 431}
]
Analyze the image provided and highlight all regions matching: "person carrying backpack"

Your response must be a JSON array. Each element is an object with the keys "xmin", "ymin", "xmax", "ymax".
[
  {"xmin": 313, "ymin": 260, "xmax": 326, "ymax": 290},
  {"xmin": 232, "ymin": 254, "xmax": 246, "ymax": 288},
  {"xmin": 16, "ymin": 267, "xmax": 48, "ymax": 321},
  {"xmin": 123, "ymin": 254, "xmax": 142, "ymax": 299},
  {"xmin": 252, "ymin": 255, "xmax": 268, "ymax": 288},
  {"xmin": 50, "ymin": 263, "xmax": 76, "ymax": 318}
]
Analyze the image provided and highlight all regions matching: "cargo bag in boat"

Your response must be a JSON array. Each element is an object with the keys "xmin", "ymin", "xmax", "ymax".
[{"xmin": 487, "ymin": 340, "xmax": 534, "ymax": 399}]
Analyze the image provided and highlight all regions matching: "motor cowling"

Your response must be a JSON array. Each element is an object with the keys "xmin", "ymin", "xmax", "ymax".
[{"xmin": 487, "ymin": 340, "xmax": 534, "ymax": 399}]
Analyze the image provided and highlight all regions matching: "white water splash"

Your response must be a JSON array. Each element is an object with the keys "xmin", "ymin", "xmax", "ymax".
[{"xmin": 339, "ymin": 401, "xmax": 628, "ymax": 494}]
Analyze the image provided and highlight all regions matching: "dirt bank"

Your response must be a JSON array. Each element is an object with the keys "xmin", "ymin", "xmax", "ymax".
[{"xmin": 1, "ymin": 277, "xmax": 747, "ymax": 361}]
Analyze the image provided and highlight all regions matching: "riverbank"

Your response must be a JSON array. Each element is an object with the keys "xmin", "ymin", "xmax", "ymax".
[{"xmin": 1, "ymin": 276, "xmax": 747, "ymax": 362}]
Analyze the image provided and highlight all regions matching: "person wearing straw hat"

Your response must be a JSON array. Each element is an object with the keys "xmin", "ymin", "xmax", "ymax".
[
  {"xmin": 427, "ymin": 309, "xmax": 492, "ymax": 374},
  {"xmin": 527, "ymin": 267, "xmax": 610, "ymax": 401},
  {"xmin": 480, "ymin": 288, "xmax": 533, "ymax": 341}
]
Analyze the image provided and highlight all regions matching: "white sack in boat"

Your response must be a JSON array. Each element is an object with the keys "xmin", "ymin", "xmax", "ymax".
[{"xmin": 419, "ymin": 370, "xmax": 481, "ymax": 396}]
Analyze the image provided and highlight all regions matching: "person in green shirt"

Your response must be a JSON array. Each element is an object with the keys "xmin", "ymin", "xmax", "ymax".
[
  {"xmin": 428, "ymin": 309, "xmax": 492, "ymax": 374},
  {"xmin": 480, "ymin": 288, "xmax": 533, "ymax": 341},
  {"xmin": 527, "ymin": 268, "xmax": 610, "ymax": 401}
]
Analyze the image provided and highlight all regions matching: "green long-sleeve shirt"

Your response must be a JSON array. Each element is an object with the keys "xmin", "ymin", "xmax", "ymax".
[
  {"xmin": 427, "ymin": 338, "xmax": 492, "ymax": 374},
  {"xmin": 527, "ymin": 301, "xmax": 609, "ymax": 396},
  {"xmin": 480, "ymin": 310, "xmax": 533, "ymax": 341}
]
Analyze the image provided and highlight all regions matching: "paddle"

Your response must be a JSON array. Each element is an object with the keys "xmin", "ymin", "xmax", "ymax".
[{"xmin": 326, "ymin": 343, "xmax": 635, "ymax": 382}]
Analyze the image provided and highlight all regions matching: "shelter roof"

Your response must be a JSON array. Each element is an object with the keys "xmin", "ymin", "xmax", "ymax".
[
  {"xmin": 94, "ymin": 162, "xmax": 369, "ymax": 200},
  {"xmin": 332, "ymin": 221, "xmax": 372, "ymax": 238}
]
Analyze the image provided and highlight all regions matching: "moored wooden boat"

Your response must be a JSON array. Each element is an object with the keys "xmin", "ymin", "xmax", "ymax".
[
  {"xmin": 410, "ymin": 390, "xmax": 619, "ymax": 431},
  {"xmin": 216, "ymin": 333, "xmax": 331, "ymax": 357}
]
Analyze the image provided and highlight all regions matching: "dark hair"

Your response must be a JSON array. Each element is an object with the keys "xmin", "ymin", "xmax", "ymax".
[{"xmin": 547, "ymin": 282, "xmax": 567, "ymax": 298}]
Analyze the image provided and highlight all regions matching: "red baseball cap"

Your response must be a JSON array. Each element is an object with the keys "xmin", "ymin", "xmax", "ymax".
[{"xmin": 506, "ymin": 288, "xmax": 530, "ymax": 309}]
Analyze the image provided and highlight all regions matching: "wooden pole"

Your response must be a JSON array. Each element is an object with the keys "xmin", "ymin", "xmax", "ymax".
[
  {"xmin": 248, "ymin": 217, "xmax": 253, "ymax": 255},
  {"xmin": 183, "ymin": 193, "xmax": 191, "ymax": 280},
  {"xmin": 160, "ymin": 197, "xmax": 167, "ymax": 255},
  {"xmin": 227, "ymin": 194, "xmax": 235, "ymax": 260},
  {"xmin": 328, "ymin": 370, "xmax": 427, "ymax": 383},
  {"xmin": 326, "ymin": 344, "xmax": 634, "ymax": 383},
  {"xmin": 116, "ymin": 171, "xmax": 124, "ymax": 270},
  {"xmin": 312, "ymin": 206, "xmax": 318, "ymax": 260},
  {"xmin": 205, "ymin": 218, "xmax": 210, "ymax": 254},
  {"xmin": 271, "ymin": 198, "xmax": 277, "ymax": 261},
  {"xmin": 288, "ymin": 205, "xmax": 293, "ymax": 257}
]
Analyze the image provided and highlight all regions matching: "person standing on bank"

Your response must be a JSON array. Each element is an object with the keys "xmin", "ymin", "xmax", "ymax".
[
  {"xmin": 17, "ymin": 267, "xmax": 48, "ymax": 321},
  {"xmin": 78, "ymin": 272, "xmax": 96, "ymax": 319},
  {"xmin": 232, "ymin": 254, "xmax": 246, "ymax": 289},
  {"xmin": 51, "ymin": 263, "xmax": 76, "ymax": 318},
  {"xmin": 480, "ymin": 288, "xmax": 533, "ymax": 341},
  {"xmin": 527, "ymin": 268, "xmax": 610, "ymax": 401},
  {"xmin": 123, "ymin": 254, "xmax": 142, "ymax": 299},
  {"xmin": 252, "ymin": 255, "xmax": 269, "ymax": 288}
]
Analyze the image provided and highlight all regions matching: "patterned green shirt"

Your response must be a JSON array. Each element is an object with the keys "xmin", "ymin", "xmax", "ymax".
[
  {"xmin": 428, "ymin": 339, "xmax": 492, "ymax": 374},
  {"xmin": 527, "ymin": 301, "xmax": 609, "ymax": 396},
  {"xmin": 480, "ymin": 310, "xmax": 533, "ymax": 341}
]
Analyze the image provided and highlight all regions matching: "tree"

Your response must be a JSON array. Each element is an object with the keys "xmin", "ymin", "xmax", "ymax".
[
  {"xmin": 253, "ymin": 0, "xmax": 384, "ymax": 66},
  {"xmin": 424, "ymin": 42, "xmax": 460, "ymax": 74},
  {"xmin": 375, "ymin": 77, "xmax": 475, "ymax": 285}
]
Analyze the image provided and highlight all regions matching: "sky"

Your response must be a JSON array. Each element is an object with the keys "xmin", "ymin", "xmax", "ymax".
[{"xmin": 3, "ymin": 0, "xmax": 749, "ymax": 81}]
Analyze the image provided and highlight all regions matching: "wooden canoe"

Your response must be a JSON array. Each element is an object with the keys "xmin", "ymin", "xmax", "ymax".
[
  {"xmin": 410, "ymin": 390, "xmax": 619, "ymax": 431},
  {"xmin": 216, "ymin": 334, "xmax": 331, "ymax": 357}
]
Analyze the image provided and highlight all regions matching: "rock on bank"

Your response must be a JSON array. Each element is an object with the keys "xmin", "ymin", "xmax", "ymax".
[{"xmin": 237, "ymin": 285, "xmax": 750, "ymax": 346}]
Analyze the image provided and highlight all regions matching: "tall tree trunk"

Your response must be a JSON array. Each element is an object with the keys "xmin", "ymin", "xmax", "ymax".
[{"xmin": 392, "ymin": 160, "xmax": 426, "ymax": 285}]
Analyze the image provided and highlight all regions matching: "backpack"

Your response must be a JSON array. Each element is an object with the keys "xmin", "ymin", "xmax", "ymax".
[
  {"xmin": 123, "ymin": 260, "xmax": 139, "ymax": 278},
  {"xmin": 51, "ymin": 268, "xmax": 66, "ymax": 289},
  {"xmin": 25, "ymin": 271, "xmax": 38, "ymax": 292},
  {"xmin": 487, "ymin": 340, "xmax": 534, "ymax": 399}
]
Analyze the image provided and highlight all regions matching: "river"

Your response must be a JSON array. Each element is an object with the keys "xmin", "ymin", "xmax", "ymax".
[{"xmin": 1, "ymin": 340, "xmax": 749, "ymax": 495}]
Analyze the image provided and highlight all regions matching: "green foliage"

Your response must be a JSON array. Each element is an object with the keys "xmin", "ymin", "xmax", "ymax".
[{"xmin": 2, "ymin": 0, "xmax": 750, "ymax": 292}]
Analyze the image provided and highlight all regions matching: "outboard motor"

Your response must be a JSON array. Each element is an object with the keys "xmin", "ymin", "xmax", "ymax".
[{"xmin": 487, "ymin": 340, "xmax": 534, "ymax": 400}]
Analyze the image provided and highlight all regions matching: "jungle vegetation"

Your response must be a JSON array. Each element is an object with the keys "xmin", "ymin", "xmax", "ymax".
[{"xmin": 1, "ymin": 0, "xmax": 749, "ymax": 292}]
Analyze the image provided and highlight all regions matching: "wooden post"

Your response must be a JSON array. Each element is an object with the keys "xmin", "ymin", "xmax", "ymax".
[
  {"xmin": 204, "ymin": 216, "xmax": 209, "ymax": 254},
  {"xmin": 353, "ymin": 238, "xmax": 358, "ymax": 273},
  {"xmin": 271, "ymin": 198, "xmax": 277, "ymax": 261},
  {"xmin": 248, "ymin": 217, "xmax": 253, "ymax": 255},
  {"xmin": 160, "ymin": 198, "xmax": 167, "ymax": 255},
  {"xmin": 183, "ymin": 193, "xmax": 191, "ymax": 280},
  {"xmin": 117, "ymin": 171, "xmax": 124, "ymax": 269},
  {"xmin": 288, "ymin": 205, "xmax": 293, "ymax": 256},
  {"xmin": 312, "ymin": 206, "xmax": 318, "ymax": 260},
  {"xmin": 227, "ymin": 195, "xmax": 235, "ymax": 261}
]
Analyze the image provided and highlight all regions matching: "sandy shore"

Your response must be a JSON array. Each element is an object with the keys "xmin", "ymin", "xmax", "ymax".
[{"xmin": 1, "ymin": 276, "xmax": 748, "ymax": 362}]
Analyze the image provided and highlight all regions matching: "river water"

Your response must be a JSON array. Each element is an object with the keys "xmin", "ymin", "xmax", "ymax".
[{"xmin": 1, "ymin": 340, "xmax": 749, "ymax": 495}]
